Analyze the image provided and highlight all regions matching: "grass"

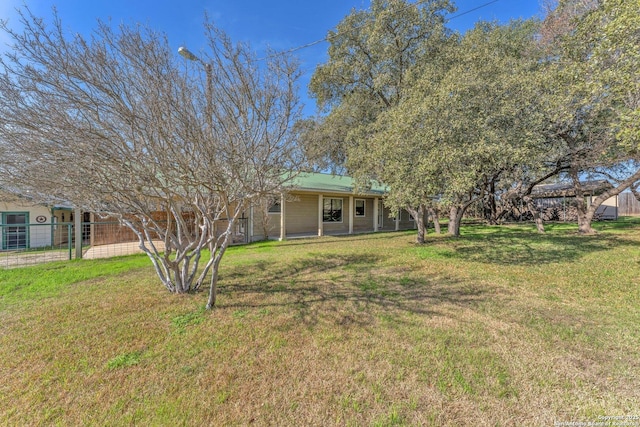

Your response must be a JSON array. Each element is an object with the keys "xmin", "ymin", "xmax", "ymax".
[
  {"xmin": 1, "ymin": 218, "xmax": 640, "ymax": 425},
  {"xmin": 106, "ymin": 350, "xmax": 143, "ymax": 370},
  {"xmin": 0, "ymin": 256, "xmax": 150, "ymax": 306}
]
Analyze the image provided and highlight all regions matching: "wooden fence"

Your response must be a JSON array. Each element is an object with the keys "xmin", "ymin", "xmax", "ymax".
[{"xmin": 619, "ymin": 193, "xmax": 640, "ymax": 216}]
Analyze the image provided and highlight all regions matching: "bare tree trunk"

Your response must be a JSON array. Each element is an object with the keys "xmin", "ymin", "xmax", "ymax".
[
  {"xmin": 206, "ymin": 235, "xmax": 231, "ymax": 309},
  {"xmin": 569, "ymin": 169, "xmax": 596, "ymax": 234},
  {"xmin": 523, "ymin": 196, "xmax": 545, "ymax": 233},
  {"xmin": 0, "ymin": 11, "xmax": 303, "ymax": 300},
  {"xmin": 413, "ymin": 205, "xmax": 427, "ymax": 244},
  {"xmin": 573, "ymin": 193, "xmax": 593, "ymax": 234},
  {"xmin": 206, "ymin": 266, "xmax": 220, "ymax": 309},
  {"xmin": 577, "ymin": 169, "xmax": 640, "ymax": 234},
  {"xmin": 577, "ymin": 208, "xmax": 596, "ymax": 234},
  {"xmin": 448, "ymin": 196, "xmax": 478, "ymax": 237},
  {"xmin": 405, "ymin": 205, "xmax": 427, "ymax": 243},
  {"xmin": 486, "ymin": 179, "xmax": 498, "ymax": 224},
  {"xmin": 631, "ymin": 183, "xmax": 640, "ymax": 201},
  {"xmin": 448, "ymin": 206, "xmax": 463, "ymax": 237},
  {"xmin": 429, "ymin": 208, "xmax": 441, "ymax": 234},
  {"xmin": 261, "ymin": 203, "xmax": 271, "ymax": 241}
]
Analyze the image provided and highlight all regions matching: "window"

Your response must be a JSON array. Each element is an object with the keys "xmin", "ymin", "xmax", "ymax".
[
  {"xmin": 268, "ymin": 201, "xmax": 281, "ymax": 213},
  {"xmin": 323, "ymin": 198, "xmax": 343, "ymax": 222},
  {"xmin": 355, "ymin": 199, "xmax": 365, "ymax": 217},
  {"xmin": 2, "ymin": 212, "xmax": 29, "ymax": 250}
]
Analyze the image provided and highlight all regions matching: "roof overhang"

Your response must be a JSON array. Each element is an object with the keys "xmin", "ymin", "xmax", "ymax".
[{"xmin": 531, "ymin": 180, "xmax": 614, "ymax": 198}]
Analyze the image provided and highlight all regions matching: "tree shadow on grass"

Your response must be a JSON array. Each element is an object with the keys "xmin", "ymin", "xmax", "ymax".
[
  {"xmin": 239, "ymin": 230, "xmax": 415, "ymax": 251},
  {"xmin": 219, "ymin": 252, "xmax": 489, "ymax": 326},
  {"xmin": 421, "ymin": 227, "xmax": 639, "ymax": 266}
]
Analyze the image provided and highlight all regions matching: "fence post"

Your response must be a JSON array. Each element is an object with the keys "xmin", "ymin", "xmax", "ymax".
[
  {"xmin": 75, "ymin": 209, "xmax": 82, "ymax": 259},
  {"xmin": 90, "ymin": 212, "xmax": 95, "ymax": 247},
  {"xmin": 68, "ymin": 223, "xmax": 73, "ymax": 260}
]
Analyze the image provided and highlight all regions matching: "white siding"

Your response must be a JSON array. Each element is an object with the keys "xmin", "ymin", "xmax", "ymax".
[{"xmin": 0, "ymin": 201, "xmax": 53, "ymax": 248}]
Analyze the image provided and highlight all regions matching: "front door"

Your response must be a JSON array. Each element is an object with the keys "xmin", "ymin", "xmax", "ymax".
[
  {"xmin": 2, "ymin": 212, "xmax": 29, "ymax": 250},
  {"xmin": 378, "ymin": 200, "xmax": 384, "ymax": 229}
]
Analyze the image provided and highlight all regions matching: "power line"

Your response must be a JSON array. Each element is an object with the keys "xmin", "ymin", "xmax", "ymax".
[
  {"xmin": 263, "ymin": 0, "xmax": 503, "ymax": 58},
  {"xmin": 449, "ymin": 0, "xmax": 500, "ymax": 20}
]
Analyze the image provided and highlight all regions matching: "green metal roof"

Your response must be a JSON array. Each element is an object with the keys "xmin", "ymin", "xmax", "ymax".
[{"xmin": 286, "ymin": 172, "xmax": 388, "ymax": 196}]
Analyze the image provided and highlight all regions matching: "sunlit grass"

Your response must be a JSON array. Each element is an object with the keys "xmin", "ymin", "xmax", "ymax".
[
  {"xmin": 1, "ymin": 217, "xmax": 639, "ymax": 425},
  {"xmin": 0, "ymin": 256, "xmax": 151, "ymax": 306}
]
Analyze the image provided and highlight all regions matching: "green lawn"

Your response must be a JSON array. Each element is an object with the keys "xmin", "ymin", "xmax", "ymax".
[{"xmin": 1, "ymin": 219, "xmax": 640, "ymax": 425}]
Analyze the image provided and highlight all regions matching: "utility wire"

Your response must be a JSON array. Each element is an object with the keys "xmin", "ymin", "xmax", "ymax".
[
  {"xmin": 448, "ymin": 0, "xmax": 500, "ymax": 20},
  {"xmin": 262, "ymin": 0, "xmax": 502, "ymax": 58}
]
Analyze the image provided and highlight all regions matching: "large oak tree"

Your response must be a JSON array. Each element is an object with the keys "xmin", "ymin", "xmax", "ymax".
[
  {"xmin": 537, "ymin": 0, "xmax": 640, "ymax": 233},
  {"xmin": 361, "ymin": 20, "xmax": 546, "ymax": 237},
  {"xmin": 305, "ymin": 0, "xmax": 454, "ymax": 242}
]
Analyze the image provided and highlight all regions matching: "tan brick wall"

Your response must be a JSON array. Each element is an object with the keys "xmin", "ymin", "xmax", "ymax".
[
  {"xmin": 249, "ymin": 192, "xmax": 416, "ymax": 240},
  {"xmin": 285, "ymin": 193, "xmax": 319, "ymax": 234},
  {"xmin": 353, "ymin": 198, "xmax": 374, "ymax": 232}
]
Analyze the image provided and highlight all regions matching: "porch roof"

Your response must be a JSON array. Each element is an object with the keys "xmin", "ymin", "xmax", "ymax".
[
  {"xmin": 531, "ymin": 180, "xmax": 613, "ymax": 198},
  {"xmin": 286, "ymin": 172, "xmax": 387, "ymax": 196}
]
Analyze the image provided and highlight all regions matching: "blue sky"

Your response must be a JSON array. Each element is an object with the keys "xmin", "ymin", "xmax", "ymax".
[{"xmin": 0, "ymin": 0, "xmax": 543, "ymax": 115}]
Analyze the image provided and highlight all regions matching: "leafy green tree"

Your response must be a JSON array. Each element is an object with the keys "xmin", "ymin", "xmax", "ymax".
[
  {"xmin": 304, "ymin": 0, "xmax": 454, "ymax": 173},
  {"xmin": 367, "ymin": 20, "xmax": 544, "ymax": 237},
  {"xmin": 439, "ymin": 21, "xmax": 547, "ymax": 235},
  {"xmin": 305, "ymin": 0, "xmax": 454, "ymax": 242},
  {"xmin": 583, "ymin": 0, "xmax": 639, "ymax": 153},
  {"xmin": 537, "ymin": 0, "xmax": 640, "ymax": 233}
]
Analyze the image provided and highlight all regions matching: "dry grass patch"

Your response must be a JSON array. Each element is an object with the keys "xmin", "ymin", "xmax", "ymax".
[{"xmin": 1, "ymin": 219, "xmax": 640, "ymax": 425}]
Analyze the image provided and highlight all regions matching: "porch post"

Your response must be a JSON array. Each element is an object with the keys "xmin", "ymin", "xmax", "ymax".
[
  {"xmin": 74, "ymin": 208, "xmax": 82, "ymax": 259},
  {"xmin": 373, "ymin": 198, "xmax": 379, "ymax": 232},
  {"xmin": 395, "ymin": 209, "xmax": 400, "ymax": 231},
  {"xmin": 348, "ymin": 196, "xmax": 354, "ymax": 235},
  {"xmin": 318, "ymin": 194, "xmax": 324, "ymax": 237},
  {"xmin": 279, "ymin": 193, "xmax": 286, "ymax": 241}
]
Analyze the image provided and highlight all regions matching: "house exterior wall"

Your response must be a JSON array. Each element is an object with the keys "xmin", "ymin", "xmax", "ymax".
[
  {"xmin": 595, "ymin": 195, "xmax": 618, "ymax": 220},
  {"xmin": 285, "ymin": 193, "xmax": 319, "ymax": 234},
  {"xmin": 378, "ymin": 206, "xmax": 414, "ymax": 231},
  {"xmin": 249, "ymin": 191, "xmax": 416, "ymax": 241},
  {"xmin": 251, "ymin": 205, "xmax": 279, "ymax": 241},
  {"xmin": 0, "ymin": 201, "xmax": 53, "ymax": 249},
  {"xmin": 51, "ymin": 208, "xmax": 73, "ymax": 246},
  {"xmin": 321, "ymin": 194, "xmax": 350, "ymax": 235},
  {"xmin": 398, "ymin": 209, "xmax": 417, "ymax": 230},
  {"xmin": 379, "ymin": 205, "xmax": 394, "ymax": 231},
  {"xmin": 353, "ymin": 198, "xmax": 373, "ymax": 232}
]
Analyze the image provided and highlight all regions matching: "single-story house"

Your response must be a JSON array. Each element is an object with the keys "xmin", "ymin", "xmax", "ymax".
[
  {"xmin": 247, "ymin": 172, "xmax": 416, "ymax": 241},
  {"xmin": 82, "ymin": 172, "xmax": 416, "ymax": 246},
  {"xmin": 1, "ymin": 172, "xmax": 416, "ymax": 251}
]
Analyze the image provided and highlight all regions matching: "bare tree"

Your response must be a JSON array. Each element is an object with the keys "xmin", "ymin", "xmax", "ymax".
[
  {"xmin": 0, "ymin": 8, "xmax": 303, "ymax": 308},
  {"xmin": 538, "ymin": 0, "xmax": 599, "ymax": 47}
]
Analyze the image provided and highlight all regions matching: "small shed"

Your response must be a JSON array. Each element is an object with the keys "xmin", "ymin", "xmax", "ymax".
[{"xmin": 530, "ymin": 180, "xmax": 618, "ymax": 220}]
